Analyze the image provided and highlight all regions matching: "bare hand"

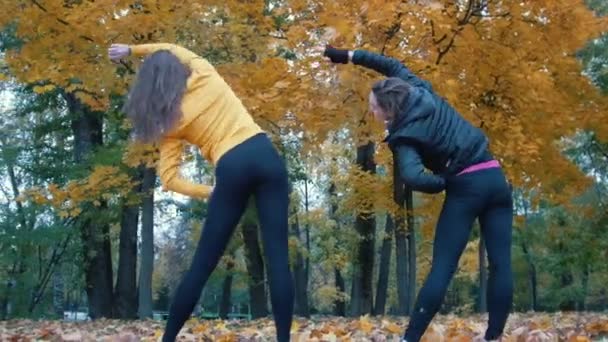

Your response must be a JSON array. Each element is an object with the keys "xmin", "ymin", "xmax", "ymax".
[{"xmin": 108, "ymin": 43, "xmax": 130, "ymax": 61}]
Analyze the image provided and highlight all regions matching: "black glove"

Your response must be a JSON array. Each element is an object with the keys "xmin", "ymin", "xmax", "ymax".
[{"xmin": 324, "ymin": 45, "xmax": 349, "ymax": 64}]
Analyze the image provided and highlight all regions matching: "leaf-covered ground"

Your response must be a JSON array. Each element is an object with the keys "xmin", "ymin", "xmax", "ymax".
[{"xmin": 1, "ymin": 312, "xmax": 608, "ymax": 341}]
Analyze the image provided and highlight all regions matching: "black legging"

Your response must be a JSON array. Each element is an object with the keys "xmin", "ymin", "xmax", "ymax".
[
  {"xmin": 162, "ymin": 133, "xmax": 294, "ymax": 342},
  {"xmin": 403, "ymin": 166, "xmax": 513, "ymax": 342}
]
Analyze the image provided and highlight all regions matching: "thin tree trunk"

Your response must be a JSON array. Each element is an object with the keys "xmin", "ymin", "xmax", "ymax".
[
  {"xmin": 303, "ymin": 179, "xmax": 311, "ymax": 314},
  {"xmin": 393, "ymin": 153, "xmax": 409, "ymax": 315},
  {"xmin": 334, "ymin": 269, "xmax": 346, "ymax": 316},
  {"xmin": 291, "ymin": 209, "xmax": 310, "ymax": 317},
  {"xmin": 242, "ymin": 222, "xmax": 268, "ymax": 318},
  {"xmin": 374, "ymin": 215, "xmax": 394, "ymax": 315},
  {"xmin": 520, "ymin": 238, "xmax": 538, "ymax": 311},
  {"xmin": 219, "ymin": 261, "xmax": 234, "ymax": 319},
  {"xmin": 351, "ymin": 141, "xmax": 376, "ymax": 316},
  {"xmin": 65, "ymin": 92, "xmax": 113, "ymax": 319},
  {"xmin": 1, "ymin": 269, "xmax": 16, "ymax": 320},
  {"xmin": 53, "ymin": 269, "xmax": 64, "ymax": 317},
  {"xmin": 558, "ymin": 242, "xmax": 575, "ymax": 311},
  {"xmin": 479, "ymin": 236, "xmax": 487, "ymax": 313},
  {"xmin": 138, "ymin": 166, "xmax": 156, "ymax": 319},
  {"xmin": 0, "ymin": 293, "xmax": 7, "ymax": 320},
  {"xmin": 519, "ymin": 198, "xmax": 538, "ymax": 311},
  {"xmin": 580, "ymin": 264, "xmax": 590, "ymax": 311},
  {"xmin": 405, "ymin": 186, "xmax": 416, "ymax": 315},
  {"xmin": 329, "ymin": 181, "xmax": 346, "ymax": 316}
]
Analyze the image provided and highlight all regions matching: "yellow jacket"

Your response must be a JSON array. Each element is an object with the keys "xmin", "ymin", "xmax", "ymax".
[{"xmin": 129, "ymin": 43, "xmax": 264, "ymax": 199}]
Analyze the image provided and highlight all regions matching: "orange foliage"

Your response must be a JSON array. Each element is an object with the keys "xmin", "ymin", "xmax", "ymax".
[
  {"xmin": 1, "ymin": 1, "xmax": 606, "ymax": 219},
  {"xmin": 306, "ymin": 0, "xmax": 608, "ymax": 205},
  {"xmin": 18, "ymin": 165, "xmax": 135, "ymax": 218}
]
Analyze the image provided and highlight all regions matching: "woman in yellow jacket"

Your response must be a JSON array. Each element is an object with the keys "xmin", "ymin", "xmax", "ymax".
[{"xmin": 108, "ymin": 43, "xmax": 294, "ymax": 342}]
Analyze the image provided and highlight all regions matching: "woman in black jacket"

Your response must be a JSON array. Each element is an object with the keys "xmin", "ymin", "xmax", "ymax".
[{"xmin": 322, "ymin": 46, "xmax": 513, "ymax": 342}]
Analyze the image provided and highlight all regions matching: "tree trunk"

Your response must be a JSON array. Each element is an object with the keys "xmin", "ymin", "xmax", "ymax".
[
  {"xmin": 351, "ymin": 141, "xmax": 376, "ymax": 316},
  {"xmin": 478, "ymin": 236, "xmax": 487, "ymax": 313},
  {"xmin": 393, "ymin": 153, "xmax": 409, "ymax": 315},
  {"xmin": 520, "ymin": 238, "xmax": 538, "ymax": 311},
  {"xmin": 580, "ymin": 264, "xmax": 590, "ymax": 311},
  {"xmin": 114, "ymin": 194, "xmax": 140, "ymax": 319},
  {"xmin": 560, "ymin": 272, "xmax": 576, "ymax": 311},
  {"xmin": 291, "ymin": 209, "xmax": 310, "ymax": 317},
  {"xmin": 303, "ymin": 180, "xmax": 311, "ymax": 315},
  {"xmin": 1, "ymin": 277, "xmax": 16, "ymax": 320},
  {"xmin": 219, "ymin": 261, "xmax": 234, "ymax": 319},
  {"xmin": 53, "ymin": 270, "xmax": 64, "ymax": 317},
  {"xmin": 557, "ymin": 242, "xmax": 575, "ymax": 311},
  {"xmin": 519, "ymin": 207, "xmax": 538, "ymax": 311},
  {"xmin": 79, "ymin": 190, "xmax": 113, "ymax": 318},
  {"xmin": 0, "ymin": 294, "xmax": 7, "ymax": 320},
  {"xmin": 65, "ymin": 92, "xmax": 114, "ymax": 319},
  {"xmin": 334, "ymin": 268, "xmax": 346, "ymax": 316},
  {"xmin": 328, "ymin": 181, "xmax": 346, "ymax": 316},
  {"xmin": 530, "ymin": 264, "xmax": 538, "ymax": 311},
  {"xmin": 242, "ymin": 222, "xmax": 268, "ymax": 318},
  {"xmin": 405, "ymin": 186, "xmax": 416, "ymax": 315},
  {"xmin": 138, "ymin": 166, "xmax": 156, "ymax": 319},
  {"xmin": 374, "ymin": 215, "xmax": 394, "ymax": 315}
]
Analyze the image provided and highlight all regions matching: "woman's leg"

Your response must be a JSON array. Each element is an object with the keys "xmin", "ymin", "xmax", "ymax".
[
  {"xmin": 479, "ymin": 182, "xmax": 513, "ymax": 340},
  {"xmin": 403, "ymin": 189, "xmax": 482, "ymax": 342},
  {"xmin": 162, "ymin": 157, "xmax": 253, "ymax": 341},
  {"xmin": 253, "ymin": 140, "xmax": 294, "ymax": 342}
]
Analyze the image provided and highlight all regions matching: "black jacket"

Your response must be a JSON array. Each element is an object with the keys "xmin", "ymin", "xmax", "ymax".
[{"xmin": 352, "ymin": 50, "xmax": 490, "ymax": 193}]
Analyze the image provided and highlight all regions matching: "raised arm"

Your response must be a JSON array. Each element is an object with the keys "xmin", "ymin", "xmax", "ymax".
[
  {"xmin": 158, "ymin": 136, "xmax": 213, "ymax": 199},
  {"xmin": 109, "ymin": 42, "xmax": 213, "ymax": 71},
  {"xmin": 129, "ymin": 43, "xmax": 199, "ymax": 64},
  {"xmin": 323, "ymin": 46, "xmax": 433, "ymax": 91}
]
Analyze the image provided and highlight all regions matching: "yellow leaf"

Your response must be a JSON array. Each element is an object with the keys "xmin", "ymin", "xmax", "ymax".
[
  {"xmin": 273, "ymin": 80, "xmax": 290, "ymax": 89},
  {"xmin": 70, "ymin": 207, "xmax": 82, "ymax": 217},
  {"xmin": 214, "ymin": 321, "xmax": 228, "ymax": 331},
  {"xmin": 321, "ymin": 332, "xmax": 337, "ymax": 341},
  {"xmin": 290, "ymin": 320, "xmax": 300, "ymax": 332},
  {"xmin": 153, "ymin": 329, "xmax": 162, "ymax": 339},
  {"xmin": 359, "ymin": 315, "xmax": 373, "ymax": 333},
  {"xmin": 191, "ymin": 322, "xmax": 207, "ymax": 334},
  {"xmin": 32, "ymin": 84, "xmax": 55, "ymax": 94},
  {"xmin": 384, "ymin": 321, "xmax": 401, "ymax": 334}
]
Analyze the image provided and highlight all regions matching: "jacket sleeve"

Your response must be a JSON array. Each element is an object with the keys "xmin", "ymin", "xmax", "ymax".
[
  {"xmin": 158, "ymin": 136, "xmax": 213, "ymax": 199},
  {"xmin": 395, "ymin": 143, "xmax": 446, "ymax": 194},
  {"xmin": 351, "ymin": 50, "xmax": 433, "ymax": 91}
]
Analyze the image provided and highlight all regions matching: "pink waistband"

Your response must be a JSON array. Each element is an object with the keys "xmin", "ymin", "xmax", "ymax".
[{"xmin": 456, "ymin": 160, "xmax": 500, "ymax": 176}]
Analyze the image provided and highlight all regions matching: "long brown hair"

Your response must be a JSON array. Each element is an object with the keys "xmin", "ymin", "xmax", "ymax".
[
  {"xmin": 123, "ymin": 50, "xmax": 191, "ymax": 143},
  {"xmin": 371, "ymin": 77, "xmax": 411, "ymax": 120}
]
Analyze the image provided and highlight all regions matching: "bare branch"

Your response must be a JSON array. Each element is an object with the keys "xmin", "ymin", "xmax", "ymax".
[{"xmin": 30, "ymin": 0, "xmax": 47, "ymax": 12}]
